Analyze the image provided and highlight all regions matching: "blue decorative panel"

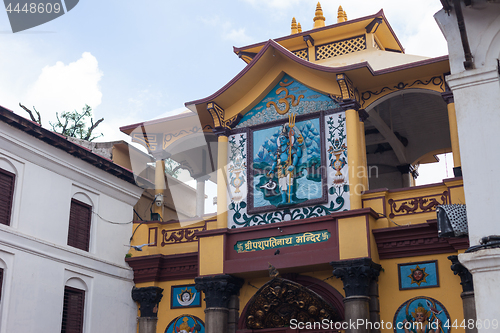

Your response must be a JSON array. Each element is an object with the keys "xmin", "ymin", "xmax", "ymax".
[
  {"xmin": 171, "ymin": 285, "xmax": 201, "ymax": 309},
  {"xmin": 165, "ymin": 315, "xmax": 205, "ymax": 333},
  {"xmin": 252, "ymin": 116, "xmax": 323, "ymax": 209},
  {"xmin": 235, "ymin": 74, "xmax": 339, "ymax": 128},
  {"xmin": 226, "ymin": 74, "xmax": 349, "ymax": 229},
  {"xmin": 398, "ymin": 261, "xmax": 439, "ymax": 290},
  {"xmin": 227, "ymin": 111, "xmax": 350, "ymax": 228},
  {"xmin": 393, "ymin": 297, "xmax": 450, "ymax": 333}
]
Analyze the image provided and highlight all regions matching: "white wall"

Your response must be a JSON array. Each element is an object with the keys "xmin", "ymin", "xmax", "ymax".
[
  {"xmin": 0, "ymin": 121, "xmax": 143, "ymax": 333},
  {"xmin": 435, "ymin": 4, "xmax": 500, "ymax": 245}
]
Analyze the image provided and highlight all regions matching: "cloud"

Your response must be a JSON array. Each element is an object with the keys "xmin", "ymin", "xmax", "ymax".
[
  {"xmin": 200, "ymin": 15, "xmax": 257, "ymax": 45},
  {"xmin": 223, "ymin": 28, "xmax": 254, "ymax": 44},
  {"xmin": 24, "ymin": 52, "xmax": 103, "ymax": 118}
]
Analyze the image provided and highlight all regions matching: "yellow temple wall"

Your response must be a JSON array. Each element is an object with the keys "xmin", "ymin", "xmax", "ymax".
[{"xmin": 378, "ymin": 253, "xmax": 467, "ymax": 333}]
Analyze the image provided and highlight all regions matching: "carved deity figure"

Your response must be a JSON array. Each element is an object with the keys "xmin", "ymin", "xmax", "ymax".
[
  {"xmin": 175, "ymin": 317, "xmax": 195, "ymax": 333},
  {"xmin": 402, "ymin": 304, "xmax": 441, "ymax": 333},
  {"xmin": 268, "ymin": 114, "xmax": 304, "ymax": 205}
]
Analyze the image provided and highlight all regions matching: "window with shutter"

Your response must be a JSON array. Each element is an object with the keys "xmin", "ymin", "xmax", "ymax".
[
  {"xmin": 61, "ymin": 286, "xmax": 85, "ymax": 333},
  {"xmin": 0, "ymin": 168, "xmax": 15, "ymax": 226},
  {"xmin": 67, "ymin": 199, "xmax": 92, "ymax": 251}
]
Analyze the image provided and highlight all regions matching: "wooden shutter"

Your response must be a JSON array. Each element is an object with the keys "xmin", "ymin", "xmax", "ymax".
[
  {"xmin": 61, "ymin": 286, "xmax": 85, "ymax": 333},
  {"xmin": 67, "ymin": 199, "xmax": 91, "ymax": 251},
  {"xmin": 0, "ymin": 168, "xmax": 15, "ymax": 226}
]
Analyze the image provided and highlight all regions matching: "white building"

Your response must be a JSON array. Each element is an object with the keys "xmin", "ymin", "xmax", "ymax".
[
  {"xmin": 435, "ymin": 1, "xmax": 500, "ymax": 331},
  {"xmin": 0, "ymin": 105, "xmax": 144, "ymax": 333}
]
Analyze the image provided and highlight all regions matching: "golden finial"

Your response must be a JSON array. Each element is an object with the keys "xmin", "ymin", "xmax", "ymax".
[
  {"xmin": 291, "ymin": 17, "xmax": 298, "ymax": 35},
  {"xmin": 298, "ymin": 22, "xmax": 302, "ymax": 33},
  {"xmin": 337, "ymin": 5, "xmax": 347, "ymax": 23},
  {"xmin": 313, "ymin": 2, "xmax": 326, "ymax": 29}
]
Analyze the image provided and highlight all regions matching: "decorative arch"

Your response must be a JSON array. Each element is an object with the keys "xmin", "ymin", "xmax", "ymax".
[
  {"xmin": 360, "ymin": 76, "xmax": 446, "ymax": 109},
  {"xmin": 0, "ymin": 157, "xmax": 18, "ymax": 176},
  {"xmin": 238, "ymin": 276, "xmax": 343, "ymax": 330},
  {"xmin": 65, "ymin": 277, "xmax": 88, "ymax": 291},
  {"xmin": 476, "ymin": 15, "xmax": 500, "ymax": 68},
  {"xmin": 362, "ymin": 88, "xmax": 451, "ymax": 189},
  {"xmin": 72, "ymin": 192, "xmax": 94, "ymax": 208},
  {"xmin": 364, "ymin": 88, "xmax": 443, "ymax": 112}
]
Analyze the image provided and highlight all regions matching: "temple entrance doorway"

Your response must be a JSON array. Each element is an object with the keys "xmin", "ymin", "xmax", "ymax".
[{"xmin": 237, "ymin": 275, "xmax": 343, "ymax": 333}]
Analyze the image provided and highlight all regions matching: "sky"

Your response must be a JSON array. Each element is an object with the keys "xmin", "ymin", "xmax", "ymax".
[
  {"xmin": 0, "ymin": 0, "xmax": 448, "ymax": 141},
  {"xmin": 0, "ymin": 0, "xmax": 450, "ymax": 212}
]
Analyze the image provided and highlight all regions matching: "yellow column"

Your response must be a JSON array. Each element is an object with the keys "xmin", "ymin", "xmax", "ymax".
[
  {"xmin": 153, "ymin": 159, "xmax": 165, "ymax": 219},
  {"xmin": 215, "ymin": 134, "xmax": 229, "ymax": 230},
  {"xmin": 447, "ymin": 102, "xmax": 462, "ymax": 169},
  {"xmin": 346, "ymin": 108, "xmax": 362, "ymax": 209},
  {"xmin": 359, "ymin": 119, "xmax": 368, "ymax": 189}
]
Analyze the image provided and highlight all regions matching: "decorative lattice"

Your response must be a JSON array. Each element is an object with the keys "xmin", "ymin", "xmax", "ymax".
[
  {"xmin": 374, "ymin": 41, "xmax": 381, "ymax": 50},
  {"xmin": 292, "ymin": 48, "xmax": 308, "ymax": 60},
  {"xmin": 316, "ymin": 35, "xmax": 366, "ymax": 60}
]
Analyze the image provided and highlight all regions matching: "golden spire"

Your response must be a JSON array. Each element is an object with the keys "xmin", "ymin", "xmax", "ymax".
[
  {"xmin": 298, "ymin": 22, "xmax": 302, "ymax": 33},
  {"xmin": 337, "ymin": 5, "xmax": 347, "ymax": 23},
  {"xmin": 313, "ymin": 2, "xmax": 326, "ymax": 29},
  {"xmin": 291, "ymin": 17, "xmax": 298, "ymax": 35}
]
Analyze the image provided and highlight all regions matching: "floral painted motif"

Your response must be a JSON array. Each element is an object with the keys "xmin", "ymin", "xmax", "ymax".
[
  {"xmin": 228, "ymin": 134, "xmax": 247, "ymax": 203},
  {"xmin": 326, "ymin": 113, "xmax": 349, "ymax": 198}
]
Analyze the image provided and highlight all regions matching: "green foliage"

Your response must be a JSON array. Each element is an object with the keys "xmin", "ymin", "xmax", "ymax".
[
  {"xmin": 49, "ymin": 104, "xmax": 104, "ymax": 141},
  {"xmin": 164, "ymin": 158, "xmax": 181, "ymax": 178}
]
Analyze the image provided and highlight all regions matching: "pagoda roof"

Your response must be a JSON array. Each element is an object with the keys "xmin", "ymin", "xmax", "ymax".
[{"xmin": 233, "ymin": 9, "xmax": 404, "ymax": 61}]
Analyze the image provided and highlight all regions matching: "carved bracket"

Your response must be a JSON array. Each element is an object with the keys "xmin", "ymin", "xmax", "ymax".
[
  {"xmin": 207, "ymin": 102, "xmax": 242, "ymax": 135},
  {"xmin": 448, "ymin": 255, "xmax": 474, "ymax": 293},
  {"xmin": 336, "ymin": 73, "xmax": 360, "ymax": 105}
]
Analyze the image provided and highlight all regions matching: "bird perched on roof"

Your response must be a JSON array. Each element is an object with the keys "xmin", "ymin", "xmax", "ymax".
[
  {"xmin": 125, "ymin": 243, "xmax": 154, "ymax": 251},
  {"xmin": 268, "ymin": 262, "xmax": 279, "ymax": 278}
]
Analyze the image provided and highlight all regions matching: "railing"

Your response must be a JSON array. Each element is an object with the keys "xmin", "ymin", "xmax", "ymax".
[{"xmin": 362, "ymin": 178, "xmax": 464, "ymax": 225}]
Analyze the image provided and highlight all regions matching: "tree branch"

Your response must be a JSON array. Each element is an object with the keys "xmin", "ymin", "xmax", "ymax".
[
  {"xmin": 19, "ymin": 103, "xmax": 41, "ymax": 125},
  {"xmin": 84, "ymin": 118, "xmax": 104, "ymax": 140}
]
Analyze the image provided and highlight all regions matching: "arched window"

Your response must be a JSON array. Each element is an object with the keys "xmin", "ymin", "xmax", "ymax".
[{"xmin": 62, "ymin": 278, "xmax": 87, "ymax": 333}]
